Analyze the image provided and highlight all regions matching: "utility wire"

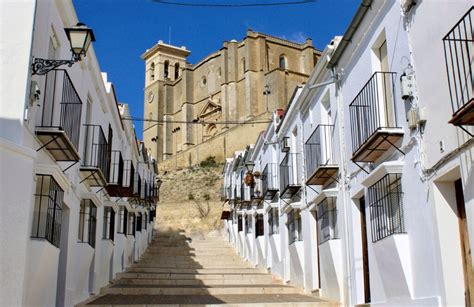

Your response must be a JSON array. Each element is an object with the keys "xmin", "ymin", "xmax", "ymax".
[
  {"xmin": 123, "ymin": 116, "xmax": 272, "ymax": 125},
  {"xmin": 150, "ymin": 0, "xmax": 317, "ymax": 7}
]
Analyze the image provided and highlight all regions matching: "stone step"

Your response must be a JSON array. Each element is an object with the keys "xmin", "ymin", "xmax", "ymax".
[
  {"xmin": 82, "ymin": 294, "xmax": 337, "ymax": 306},
  {"xmin": 125, "ymin": 267, "xmax": 267, "ymax": 274},
  {"xmin": 133, "ymin": 262, "xmax": 253, "ymax": 270},
  {"xmin": 136, "ymin": 259, "xmax": 247, "ymax": 266},
  {"xmin": 101, "ymin": 284, "xmax": 302, "ymax": 295},
  {"xmin": 117, "ymin": 272, "xmax": 272, "ymax": 280},
  {"xmin": 113, "ymin": 277, "xmax": 275, "ymax": 286},
  {"xmin": 140, "ymin": 255, "xmax": 243, "ymax": 260}
]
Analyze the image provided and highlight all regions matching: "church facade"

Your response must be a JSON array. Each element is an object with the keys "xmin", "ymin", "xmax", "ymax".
[{"xmin": 142, "ymin": 30, "xmax": 320, "ymax": 170}]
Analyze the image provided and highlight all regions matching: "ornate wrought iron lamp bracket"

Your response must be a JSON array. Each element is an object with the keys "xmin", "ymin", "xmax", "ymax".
[{"xmin": 31, "ymin": 57, "xmax": 78, "ymax": 75}]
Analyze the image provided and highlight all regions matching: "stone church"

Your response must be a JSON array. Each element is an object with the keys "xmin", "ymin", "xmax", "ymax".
[{"xmin": 142, "ymin": 29, "xmax": 320, "ymax": 170}]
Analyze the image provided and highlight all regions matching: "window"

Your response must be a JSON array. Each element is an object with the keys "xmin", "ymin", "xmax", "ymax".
[
  {"xmin": 103, "ymin": 207, "xmax": 115, "ymax": 241},
  {"xmin": 241, "ymin": 57, "xmax": 246, "ymax": 74},
  {"xmin": 174, "ymin": 62, "xmax": 180, "ymax": 79},
  {"xmin": 150, "ymin": 62, "xmax": 155, "ymax": 81},
  {"xmin": 238, "ymin": 215, "xmax": 243, "ymax": 232},
  {"xmin": 201, "ymin": 76, "xmax": 207, "ymax": 86},
  {"xmin": 117, "ymin": 207, "xmax": 128, "ymax": 235},
  {"xmin": 245, "ymin": 216, "xmax": 253, "ymax": 234},
  {"xmin": 136, "ymin": 213, "xmax": 142, "ymax": 232},
  {"xmin": 269, "ymin": 208, "xmax": 279, "ymax": 235},
  {"xmin": 288, "ymin": 210, "xmax": 302, "ymax": 244},
  {"xmin": 78, "ymin": 199, "xmax": 97, "ymax": 248},
  {"xmin": 279, "ymin": 55, "xmax": 286, "ymax": 70},
  {"xmin": 256, "ymin": 214, "xmax": 264, "ymax": 237},
  {"xmin": 316, "ymin": 197, "xmax": 338, "ymax": 244},
  {"xmin": 164, "ymin": 60, "xmax": 169, "ymax": 78},
  {"xmin": 150, "ymin": 209, "xmax": 155, "ymax": 223},
  {"xmin": 368, "ymin": 173, "xmax": 405, "ymax": 242},
  {"xmin": 127, "ymin": 213, "xmax": 136, "ymax": 236},
  {"xmin": 31, "ymin": 174, "xmax": 64, "ymax": 247},
  {"xmin": 144, "ymin": 212, "xmax": 148, "ymax": 230}
]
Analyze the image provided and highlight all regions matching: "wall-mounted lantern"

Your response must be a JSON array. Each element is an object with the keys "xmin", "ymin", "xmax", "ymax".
[{"xmin": 31, "ymin": 23, "xmax": 96, "ymax": 75}]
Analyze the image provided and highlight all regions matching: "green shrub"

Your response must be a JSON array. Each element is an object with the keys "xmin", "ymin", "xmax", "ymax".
[{"xmin": 199, "ymin": 156, "xmax": 217, "ymax": 168}]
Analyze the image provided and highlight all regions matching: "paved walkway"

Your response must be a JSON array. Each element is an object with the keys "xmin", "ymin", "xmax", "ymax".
[{"xmin": 81, "ymin": 229, "xmax": 337, "ymax": 306}]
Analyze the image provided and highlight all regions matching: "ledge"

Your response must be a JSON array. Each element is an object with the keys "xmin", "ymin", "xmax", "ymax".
[
  {"xmin": 360, "ymin": 161, "xmax": 404, "ymax": 188},
  {"xmin": 307, "ymin": 188, "xmax": 338, "ymax": 211}
]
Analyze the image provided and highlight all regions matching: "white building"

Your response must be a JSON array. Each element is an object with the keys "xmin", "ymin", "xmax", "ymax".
[
  {"xmin": 222, "ymin": 1, "xmax": 473, "ymax": 306},
  {"xmin": 0, "ymin": 1, "xmax": 159, "ymax": 306}
]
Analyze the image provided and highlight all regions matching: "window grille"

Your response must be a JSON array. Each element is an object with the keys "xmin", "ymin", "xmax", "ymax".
[
  {"xmin": 269, "ymin": 208, "xmax": 279, "ymax": 235},
  {"xmin": 103, "ymin": 207, "xmax": 115, "ymax": 241},
  {"xmin": 78, "ymin": 199, "xmax": 97, "ymax": 248},
  {"xmin": 136, "ymin": 213, "xmax": 142, "ymax": 232},
  {"xmin": 316, "ymin": 197, "xmax": 338, "ymax": 244},
  {"xmin": 245, "ymin": 216, "xmax": 253, "ymax": 234},
  {"xmin": 256, "ymin": 214, "xmax": 264, "ymax": 237},
  {"xmin": 368, "ymin": 173, "xmax": 405, "ymax": 242},
  {"xmin": 127, "ymin": 213, "xmax": 136, "ymax": 236},
  {"xmin": 288, "ymin": 210, "xmax": 302, "ymax": 244},
  {"xmin": 117, "ymin": 207, "xmax": 128, "ymax": 235},
  {"xmin": 31, "ymin": 174, "xmax": 64, "ymax": 247}
]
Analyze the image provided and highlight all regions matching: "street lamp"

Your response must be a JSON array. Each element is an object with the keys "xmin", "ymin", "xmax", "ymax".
[
  {"xmin": 245, "ymin": 161, "xmax": 255, "ymax": 173},
  {"xmin": 31, "ymin": 22, "xmax": 96, "ymax": 75}
]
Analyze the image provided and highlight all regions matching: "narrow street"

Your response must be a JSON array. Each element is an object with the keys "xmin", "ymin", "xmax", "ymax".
[{"xmin": 82, "ymin": 228, "xmax": 336, "ymax": 306}]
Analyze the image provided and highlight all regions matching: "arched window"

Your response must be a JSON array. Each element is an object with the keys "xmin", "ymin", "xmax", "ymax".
[
  {"xmin": 241, "ymin": 58, "xmax": 246, "ymax": 74},
  {"xmin": 164, "ymin": 60, "xmax": 169, "ymax": 79},
  {"xmin": 174, "ymin": 62, "xmax": 180, "ymax": 79},
  {"xmin": 150, "ymin": 63, "xmax": 155, "ymax": 81},
  {"xmin": 279, "ymin": 55, "xmax": 286, "ymax": 70},
  {"xmin": 149, "ymin": 112, "xmax": 153, "ymax": 120}
]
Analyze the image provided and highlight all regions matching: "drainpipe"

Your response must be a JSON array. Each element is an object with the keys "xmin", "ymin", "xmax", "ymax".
[{"xmin": 334, "ymin": 64, "xmax": 354, "ymax": 306}]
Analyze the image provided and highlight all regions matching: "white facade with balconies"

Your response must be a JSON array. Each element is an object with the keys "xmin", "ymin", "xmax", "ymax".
[
  {"xmin": 221, "ymin": 1, "xmax": 473, "ymax": 306},
  {"xmin": 0, "ymin": 1, "xmax": 159, "ymax": 306}
]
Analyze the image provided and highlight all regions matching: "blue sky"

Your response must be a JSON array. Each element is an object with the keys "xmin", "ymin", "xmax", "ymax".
[{"xmin": 74, "ymin": 0, "xmax": 360, "ymax": 139}]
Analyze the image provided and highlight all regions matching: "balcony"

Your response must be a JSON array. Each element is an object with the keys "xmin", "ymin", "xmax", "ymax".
[
  {"xmin": 262, "ymin": 163, "xmax": 279, "ymax": 200},
  {"xmin": 120, "ymin": 160, "xmax": 136, "ymax": 197},
  {"xmin": 35, "ymin": 70, "xmax": 82, "ymax": 162},
  {"xmin": 241, "ymin": 183, "xmax": 253, "ymax": 204},
  {"xmin": 349, "ymin": 72, "xmax": 403, "ymax": 163},
  {"xmin": 105, "ymin": 150, "xmax": 124, "ymax": 197},
  {"xmin": 280, "ymin": 153, "xmax": 302, "ymax": 199},
  {"xmin": 80, "ymin": 124, "xmax": 109, "ymax": 187},
  {"xmin": 133, "ymin": 171, "xmax": 142, "ymax": 198},
  {"xmin": 305, "ymin": 124, "xmax": 338, "ymax": 186},
  {"xmin": 443, "ymin": 7, "xmax": 474, "ymax": 127},
  {"xmin": 251, "ymin": 177, "xmax": 263, "ymax": 203}
]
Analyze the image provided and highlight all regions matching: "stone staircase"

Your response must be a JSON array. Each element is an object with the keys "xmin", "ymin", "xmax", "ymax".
[{"xmin": 81, "ymin": 230, "xmax": 337, "ymax": 306}]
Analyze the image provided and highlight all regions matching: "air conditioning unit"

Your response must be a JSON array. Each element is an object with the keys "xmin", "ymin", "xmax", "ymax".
[{"xmin": 281, "ymin": 137, "xmax": 290, "ymax": 152}]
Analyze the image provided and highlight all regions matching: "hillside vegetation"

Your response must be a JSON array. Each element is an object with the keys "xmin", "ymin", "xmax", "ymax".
[{"xmin": 156, "ymin": 159, "xmax": 225, "ymax": 234}]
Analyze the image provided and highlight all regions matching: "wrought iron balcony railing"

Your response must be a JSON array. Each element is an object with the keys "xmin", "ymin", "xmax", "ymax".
[
  {"xmin": 349, "ymin": 72, "xmax": 403, "ymax": 163},
  {"xmin": 279, "ymin": 153, "xmax": 302, "ymax": 199},
  {"xmin": 80, "ymin": 124, "xmax": 110, "ymax": 187},
  {"xmin": 305, "ymin": 124, "xmax": 338, "ymax": 186},
  {"xmin": 443, "ymin": 7, "xmax": 474, "ymax": 129},
  {"xmin": 105, "ymin": 150, "xmax": 124, "ymax": 196},
  {"xmin": 262, "ymin": 163, "xmax": 279, "ymax": 200},
  {"xmin": 120, "ymin": 160, "xmax": 136, "ymax": 197},
  {"xmin": 35, "ymin": 69, "xmax": 82, "ymax": 162}
]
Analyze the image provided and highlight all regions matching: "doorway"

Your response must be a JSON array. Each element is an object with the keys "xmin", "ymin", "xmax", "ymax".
[
  {"xmin": 55, "ymin": 204, "xmax": 70, "ymax": 307},
  {"xmin": 455, "ymin": 179, "xmax": 473, "ymax": 306},
  {"xmin": 359, "ymin": 196, "xmax": 371, "ymax": 303}
]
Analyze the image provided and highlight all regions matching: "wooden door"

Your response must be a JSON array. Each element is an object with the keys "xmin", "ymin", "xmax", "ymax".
[
  {"xmin": 360, "ymin": 196, "xmax": 371, "ymax": 303},
  {"xmin": 455, "ymin": 179, "xmax": 474, "ymax": 306}
]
